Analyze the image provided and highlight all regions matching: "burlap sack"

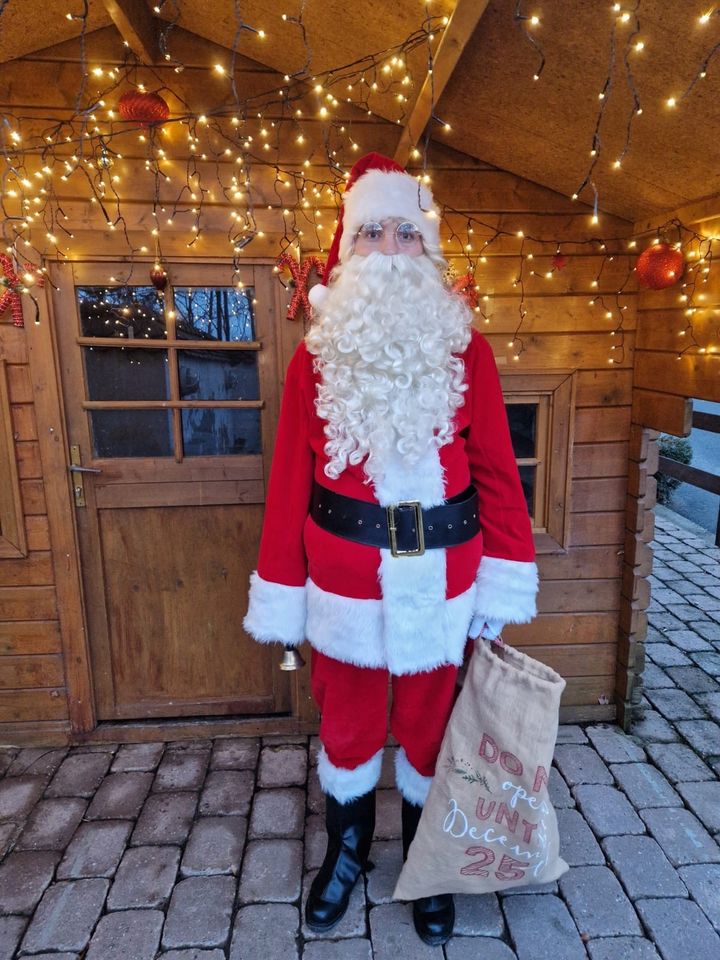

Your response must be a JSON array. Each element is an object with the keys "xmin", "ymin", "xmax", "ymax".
[{"xmin": 394, "ymin": 638, "xmax": 569, "ymax": 899}]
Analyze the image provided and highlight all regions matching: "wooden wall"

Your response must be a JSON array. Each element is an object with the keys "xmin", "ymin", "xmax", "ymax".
[{"xmin": 0, "ymin": 25, "xmax": 640, "ymax": 743}]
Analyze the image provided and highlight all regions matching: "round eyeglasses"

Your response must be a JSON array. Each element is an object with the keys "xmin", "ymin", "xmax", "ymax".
[{"xmin": 355, "ymin": 220, "xmax": 423, "ymax": 246}]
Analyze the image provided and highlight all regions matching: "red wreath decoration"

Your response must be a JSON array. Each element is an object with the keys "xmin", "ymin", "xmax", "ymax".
[
  {"xmin": 636, "ymin": 242, "xmax": 685, "ymax": 290},
  {"xmin": 276, "ymin": 252, "xmax": 326, "ymax": 320},
  {"xmin": 451, "ymin": 273, "xmax": 479, "ymax": 310},
  {"xmin": 0, "ymin": 254, "xmax": 25, "ymax": 327},
  {"xmin": 118, "ymin": 90, "xmax": 170, "ymax": 128}
]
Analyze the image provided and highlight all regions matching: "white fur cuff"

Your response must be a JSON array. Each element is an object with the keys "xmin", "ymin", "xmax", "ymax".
[
  {"xmin": 317, "ymin": 746, "xmax": 383, "ymax": 803},
  {"xmin": 243, "ymin": 571, "xmax": 307, "ymax": 646},
  {"xmin": 474, "ymin": 556, "xmax": 539, "ymax": 624},
  {"xmin": 395, "ymin": 747, "xmax": 432, "ymax": 806}
]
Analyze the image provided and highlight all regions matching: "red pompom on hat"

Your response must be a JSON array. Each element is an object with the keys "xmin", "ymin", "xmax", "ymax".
[{"xmin": 308, "ymin": 152, "xmax": 441, "ymax": 310}]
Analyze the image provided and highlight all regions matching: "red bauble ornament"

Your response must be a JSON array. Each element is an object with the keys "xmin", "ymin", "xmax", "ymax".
[
  {"xmin": 636, "ymin": 243, "xmax": 685, "ymax": 290},
  {"xmin": 149, "ymin": 263, "xmax": 168, "ymax": 291},
  {"xmin": 118, "ymin": 90, "xmax": 170, "ymax": 127}
]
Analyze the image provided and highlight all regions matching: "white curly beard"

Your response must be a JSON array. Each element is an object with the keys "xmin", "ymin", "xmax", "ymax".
[{"xmin": 305, "ymin": 252, "xmax": 472, "ymax": 486}]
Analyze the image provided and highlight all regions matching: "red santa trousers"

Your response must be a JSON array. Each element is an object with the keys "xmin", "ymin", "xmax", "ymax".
[{"xmin": 311, "ymin": 648, "xmax": 459, "ymax": 806}]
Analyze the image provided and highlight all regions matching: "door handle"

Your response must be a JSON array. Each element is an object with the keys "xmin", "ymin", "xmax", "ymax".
[
  {"xmin": 69, "ymin": 444, "xmax": 101, "ymax": 507},
  {"xmin": 69, "ymin": 464, "xmax": 103, "ymax": 474}
]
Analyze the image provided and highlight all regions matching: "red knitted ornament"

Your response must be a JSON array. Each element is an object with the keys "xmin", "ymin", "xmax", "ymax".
[
  {"xmin": 118, "ymin": 90, "xmax": 170, "ymax": 127},
  {"xmin": 636, "ymin": 243, "xmax": 685, "ymax": 290}
]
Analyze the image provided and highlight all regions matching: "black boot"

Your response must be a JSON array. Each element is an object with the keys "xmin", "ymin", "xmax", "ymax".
[
  {"xmin": 305, "ymin": 789, "xmax": 376, "ymax": 932},
  {"xmin": 402, "ymin": 797, "xmax": 455, "ymax": 946}
]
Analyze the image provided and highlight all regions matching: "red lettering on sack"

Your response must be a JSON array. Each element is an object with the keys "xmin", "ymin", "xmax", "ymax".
[
  {"xmin": 521, "ymin": 819, "xmax": 539, "ymax": 844},
  {"xmin": 532, "ymin": 765, "xmax": 549, "ymax": 793},
  {"xmin": 500, "ymin": 751, "xmax": 523, "ymax": 776},
  {"xmin": 478, "ymin": 733, "xmax": 523, "ymax": 776},
  {"xmin": 460, "ymin": 845, "xmax": 495, "ymax": 877},
  {"xmin": 494, "ymin": 854, "xmax": 530, "ymax": 882},
  {"xmin": 495, "ymin": 802, "xmax": 519, "ymax": 833},
  {"xmin": 475, "ymin": 798, "xmax": 496, "ymax": 821},
  {"xmin": 478, "ymin": 733, "xmax": 499, "ymax": 764}
]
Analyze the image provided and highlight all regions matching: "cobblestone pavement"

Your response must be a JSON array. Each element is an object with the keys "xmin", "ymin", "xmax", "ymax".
[{"xmin": 1, "ymin": 512, "xmax": 719, "ymax": 959}]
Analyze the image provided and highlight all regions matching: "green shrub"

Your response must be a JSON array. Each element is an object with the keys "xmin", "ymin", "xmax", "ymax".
[{"xmin": 656, "ymin": 434, "xmax": 693, "ymax": 505}]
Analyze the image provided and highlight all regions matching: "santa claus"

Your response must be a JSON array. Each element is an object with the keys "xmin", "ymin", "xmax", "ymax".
[{"xmin": 244, "ymin": 152, "xmax": 538, "ymax": 945}]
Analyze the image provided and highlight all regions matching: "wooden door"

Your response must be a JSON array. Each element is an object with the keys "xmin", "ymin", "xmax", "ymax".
[{"xmin": 51, "ymin": 261, "xmax": 290, "ymax": 721}]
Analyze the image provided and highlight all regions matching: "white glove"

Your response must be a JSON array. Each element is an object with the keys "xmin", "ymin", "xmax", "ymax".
[{"xmin": 467, "ymin": 617, "xmax": 506, "ymax": 640}]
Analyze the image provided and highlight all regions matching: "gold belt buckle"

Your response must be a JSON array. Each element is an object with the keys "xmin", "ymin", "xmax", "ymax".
[{"xmin": 386, "ymin": 501, "xmax": 425, "ymax": 557}]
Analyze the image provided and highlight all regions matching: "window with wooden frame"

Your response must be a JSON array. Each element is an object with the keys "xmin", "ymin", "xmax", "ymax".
[
  {"xmin": 0, "ymin": 359, "xmax": 28, "ymax": 558},
  {"xmin": 500, "ymin": 371, "xmax": 575, "ymax": 553}
]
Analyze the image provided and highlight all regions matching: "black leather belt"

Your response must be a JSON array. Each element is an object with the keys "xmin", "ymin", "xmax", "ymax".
[{"xmin": 310, "ymin": 480, "xmax": 480, "ymax": 557}]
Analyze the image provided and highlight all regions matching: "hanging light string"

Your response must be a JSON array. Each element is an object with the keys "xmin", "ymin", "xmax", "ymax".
[{"xmin": 514, "ymin": 1, "xmax": 546, "ymax": 80}]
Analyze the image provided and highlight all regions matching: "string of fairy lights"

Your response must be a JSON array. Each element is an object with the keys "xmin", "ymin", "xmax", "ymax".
[{"xmin": 0, "ymin": 1, "xmax": 719, "ymax": 363}]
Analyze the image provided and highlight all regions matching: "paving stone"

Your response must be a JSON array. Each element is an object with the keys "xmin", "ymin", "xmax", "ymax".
[
  {"xmin": 258, "ymin": 745, "xmax": 307, "ymax": 788},
  {"xmin": 628, "ymin": 708, "xmax": 679, "ymax": 742},
  {"xmin": 85, "ymin": 771, "xmax": 154, "ymax": 819},
  {"xmin": 366, "ymin": 839, "xmax": 403, "ymax": 905},
  {"xmin": 608, "ymin": 762, "xmax": 682, "ymax": 809},
  {"xmin": 249, "ymin": 788, "xmax": 305, "ymax": 839},
  {"xmin": 377, "ymin": 746, "xmax": 398, "ymax": 788},
  {"xmin": 0, "ymin": 915, "xmax": 27, "ymax": 960},
  {"xmin": 13, "ymin": 954, "xmax": 77, "ymax": 960},
  {"xmin": 689, "ymin": 651, "xmax": 720, "ymax": 675},
  {"xmin": 641, "ymin": 664, "xmax": 676, "ymax": 689},
  {"xmin": 238, "ymin": 839, "xmax": 303, "ymax": 903},
  {"xmin": 373, "ymin": 788, "xmax": 402, "ymax": 840},
  {"xmin": 162, "ymin": 875, "xmax": 236, "ymax": 950},
  {"xmin": 677, "ymin": 864, "xmax": 720, "ymax": 932},
  {"xmin": 693, "ymin": 620, "xmax": 720, "ymax": 642},
  {"xmin": 453, "ymin": 892, "xmax": 505, "ymax": 936},
  {"xmin": 637, "ymin": 897, "xmax": 720, "ymax": 959},
  {"xmin": 641, "ymin": 807, "xmax": 720, "ymax": 866},
  {"xmin": 14, "ymin": 797, "xmax": 87, "ymax": 851},
  {"xmin": 666, "ymin": 559, "xmax": 703, "ymax": 574},
  {"xmin": 0, "ymin": 775, "xmax": 45, "ymax": 821},
  {"xmin": 46, "ymin": 752, "xmax": 112, "ymax": 797},
  {"xmin": 198, "ymin": 769, "xmax": 255, "ymax": 817},
  {"xmin": 666, "ymin": 607, "xmax": 712, "ymax": 625},
  {"xmin": 210, "ymin": 737, "xmax": 260, "ymax": 771},
  {"xmin": 652, "ymin": 588, "xmax": 687, "ymax": 605},
  {"xmin": 0, "ymin": 849, "xmax": 59, "ymax": 914},
  {"xmin": 261, "ymin": 734, "xmax": 307, "ymax": 746},
  {"xmin": 645, "ymin": 645, "xmax": 692, "ymax": 668},
  {"xmin": 644, "ymin": 687, "xmax": 706, "ymax": 720},
  {"xmin": 180, "ymin": 815, "xmax": 247, "ymax": 876},
  {"xmin": 501, "ymin": 894, "xmax": 587, "ymax": 960},
  {"xmin": 309, "ymin": 736, "xmax": 321, "ymax": 766},
  {"xmin": 555, "ymin": 725, "xmax": 588, "ymax": 744},
  {"xmin": 552, "ymin": 746, "xmax": 613, "ymax": 786},
  {"xmin": 110, "ymin": 742, "xmax": 165, "ymax": 772},
  {"xmin": 86, "ymin": 908, "xmax": 164, "ymax": 960},
  {"xmin": 57, "ymin": 819, "xmax": 133, "ymax": 878},
  {"xmin": 559, "ymin": 865, "xmax": 641, "ymax": 936},
  {"xmin": 6, "ymin": 748, "xmax": 68, "ymax": 778},
  {"xmin": 548, "ymin": 767, "xmax": 574, "ymax": 808},
  {"xmin": 369, "ymin": 902, "xmax": 436, "ymax": 959},
  {"xmin": 586, "ymin": 937, "xmax": 661, "ymax": 960},
  {"xmin": 308, "ymin": 771, "xmax": 325, "ymax": 815},
  {"xmin": 695, "ymin": 691, "xmax": 720, "ymax": 720},
  {"xmin": 664, "ymin": 629, "xmax": 713, "ymax": 653},
  {"xmin": 107, "ymin": 844, "xmax": 181, "ymax": 910},
  {"xmin": 0, "ymin": 822, "xmax": 19, "ymax": 860},
  {"xmin": 19, "ymin": 878, "xmax": 109, "ymax": 953},
  {"xmin": 675, "ymin": 781, "xmax": 720, "ymax": 833},
  {"xmin": 165, "ymin": 740, "xmax": 213, "ymax": 754},
  {"xmin": 500, "ymin": 880, "xmax": 558, "ymax": 895},
  {"xmin": 555, "ymin": 809, "xmax": 605, "ymax": 866},
  {"xmin": 446, "ymin": 938, "xmax": 518, "ymax": 960},
  {"xmin": 686, "ymin": 592, "xmax": 720, "ymax": 609},
  {"xmin": 304, "ymin": 813, "xmax": 326, "ymax": 872},
  {"xmin": 131, "ymin": 790, "xmax": 197, "ymax": 845},
  {"xmin": 302, "ymin": 940, "xmax": 374, "ymax": 960},
  {"xmin": 665, "ymin": 665, "xmax": 720, "ymax": 693},
  {"xmin": 585, "ymin": 725, "xmax": 645, "ymax": 762},
  {"xmin": 675, "ymin": 719, "xmax": 720, "ymax": 755},
  {"xmin": 228, "ymin": 903, "xmax": 299, "ymax": 960},
  {"xmin": 154, "ymin": 752, "xmax": 209, "ymax": 792},
  {"xmin": 160, "ymin": 952, "xmax": 225, "ymax": 960},
  {"xmin": 601, "ymin": 835, "xmax": 687, "ymax": 898},
  {"xmin": 647, "ymin": 611, "xmax": 685, "ymax": 631},
  {"xmin": 302, "ymin": 868, "xmax": 366, "ymax": 940},
  {"xmin": 573, "ymin": 785, "xmax": 645, "ymax": 838},
  {"xmin": 645, "ymin": 741, "xmax": 716, "ymax": 783}
]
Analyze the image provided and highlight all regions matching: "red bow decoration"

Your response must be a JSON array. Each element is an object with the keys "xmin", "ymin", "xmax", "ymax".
[
  {"xmin": 276, "ymin": 252, "xmax": 326, "ymax": 320},
  {"xmin": 451, "ymin": 273, "xmax": 479, "ymax": 310},
  {"xmin": 0, "ymin": 254, "xmax": 25, "ymax": 327}
]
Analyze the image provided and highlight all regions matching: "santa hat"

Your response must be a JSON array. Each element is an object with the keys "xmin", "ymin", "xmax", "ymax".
[{"xmin": 308, "ymin": 152, "xmax": 440, "ymax": 310}]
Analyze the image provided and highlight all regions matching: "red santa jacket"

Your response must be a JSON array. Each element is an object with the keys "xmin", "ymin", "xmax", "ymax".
[{"xmin": 244, "ymin": 328, "xmax": 538, "ymax": 675}]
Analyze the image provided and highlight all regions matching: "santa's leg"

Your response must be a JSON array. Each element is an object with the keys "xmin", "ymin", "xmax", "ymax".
[
  {"xmin": 305, "ymin": 650, "xmax": 387, "ymax": 933},
  {"xmin": 391, "ymin": 664, "xmax": 458, "ymax": 946}
]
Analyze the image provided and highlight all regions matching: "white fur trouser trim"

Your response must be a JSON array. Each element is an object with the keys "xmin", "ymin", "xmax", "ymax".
[
  {"xmin": 394, "ymin": 747, "xmax": 432, "ymax": 807},
  {"xmin": 317, "ymin": 746, "xmax": 383, "ymax": 803}
]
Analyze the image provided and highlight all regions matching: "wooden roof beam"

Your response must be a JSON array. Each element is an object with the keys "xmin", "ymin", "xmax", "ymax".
[
  {"xmin": 394, "ymin": 0, "xmax": 491, "ymax": 167},
  {"xmin": 634, "ymin": 193, "xmax": 720, "ymax": 236},
  {"xmin": 102, "ymin": 0, "xmax": 160, "ymax": 64}
]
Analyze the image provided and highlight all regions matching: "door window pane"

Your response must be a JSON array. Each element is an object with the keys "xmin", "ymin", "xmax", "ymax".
[
  {"xmin": 518, "ymin": 464, "xmax": 536, "ymax": 515},
  {"xmin": 174, "ymin": 287, "xmax": 255, "ymax": 342},
  {"xmin": 90, "ymin": 410, "xmax": 173, "ymax": 458},
  {"xmin": 178, "ymin": 349, "xmax": 259, "ymax": 401},
  {"xmin": 77, "ymin": 286, "xmax": 166, "ymax": 340},
  {"xmin": 84, "ymin": 348, "xmax": 170, "ymax": 402},
  {"xmin": 507, "ymin": 403, "xmax": 537, "ymax": 459},
  {"xmin": 182, "ymin": 408, "xmax": 261, "ymax": 456}
]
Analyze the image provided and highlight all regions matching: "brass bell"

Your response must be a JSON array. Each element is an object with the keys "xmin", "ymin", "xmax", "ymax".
[{"xmin": 279, "ymin": 645, "xmax": 306, "ymax": 671}]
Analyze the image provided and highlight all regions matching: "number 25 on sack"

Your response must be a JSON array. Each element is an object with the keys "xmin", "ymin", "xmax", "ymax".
[{"xmin": 393, "ymin": 639, "xmax": 569, "ymax": 899}]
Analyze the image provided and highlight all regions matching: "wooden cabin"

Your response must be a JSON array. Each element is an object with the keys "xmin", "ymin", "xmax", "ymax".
[{"xmin": 1, "ymin": 1, "xmax": 718, "ymax": 746}]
